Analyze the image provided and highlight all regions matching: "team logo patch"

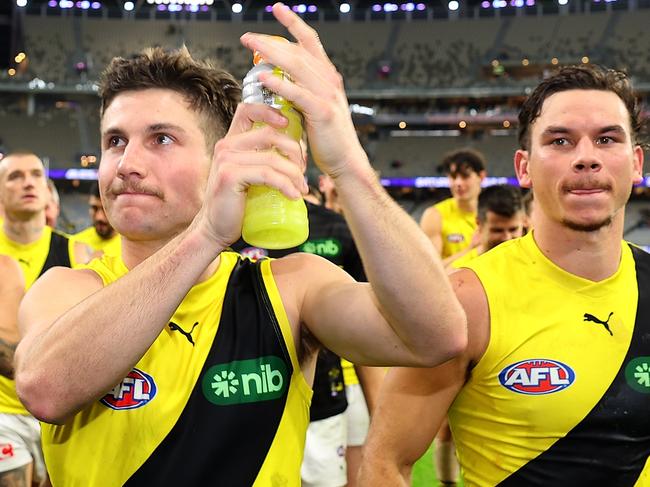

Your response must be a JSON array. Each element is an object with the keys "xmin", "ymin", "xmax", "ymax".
[
  {"xmin": 624, "ymin": 357, "xmax": 650, "ymax": 394},
  {"xmin": 300, "ymin": 238, "xmax": 342, "ymax": 257},
  {"xmin": 101, "ymin": 368, "xmax": 157, "ymax": 410},
  {"xmin": 202, "ymin": 356, "xmax": 288, "ymax": 406},
  {"xmin": 498, "ymin": 359, "xmax": 575, "ymax": 395},
  {"xmin": 446, "ymin": 233, "xmax": 465, "ymax": 243}
]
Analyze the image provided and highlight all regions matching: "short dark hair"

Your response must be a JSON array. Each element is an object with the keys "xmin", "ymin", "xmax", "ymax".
[
  {"xmin": 518, "ymin": 65, "xmax": 647, "ymax": 151},
  {"xmin": 98, "ymin": 46, "xmax": 241, "ymax": 150},
  {"xmin": 477, "ymin": 184, "xmax": 523, "ymax": 222},
  {"xmin": 438, "ymin": 149, "xmax": 486, "ymax": 175}
]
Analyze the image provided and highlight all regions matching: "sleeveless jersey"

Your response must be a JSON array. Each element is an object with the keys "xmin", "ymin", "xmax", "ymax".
[
  {"xmin": 0, "ymin": 226, "xmax": 76, "ymax": 415},
  {"xmin": 0, "ymin": 226, "xmax": 76, "ymax": 289},
  {"xmin": 74, "ymin": 226, "xmax": 121, "ymax": 257},
  {"xmin": 450, "ymin": 247, "xmax": 479, "ymax": 269},
  {"xmin": 232, "ymin": 201, "xmax": 363, "ymax": 419},
  {"xmin": 41, "ymin": 251, "xmax": 312, "ymax": 487},
  {"xmin": 433, "ymin": 197, "xmax": 476, "ymax": 258},
  {"xmin": 449, "ymin": 232, "xmax": 650, "ymax": 486}
]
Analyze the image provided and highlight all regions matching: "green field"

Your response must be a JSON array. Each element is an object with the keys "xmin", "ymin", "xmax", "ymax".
[{"xmin": 411, "ymin": 444, "xmax": 464, "ymax": 487}]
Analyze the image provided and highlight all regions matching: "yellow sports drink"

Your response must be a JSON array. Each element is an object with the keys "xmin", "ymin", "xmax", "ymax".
[{"xmin": 240, "ymin": 43, "xmax": 309, "ymax": 249}]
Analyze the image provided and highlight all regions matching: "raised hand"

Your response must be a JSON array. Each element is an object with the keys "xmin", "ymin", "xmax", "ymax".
[
  {"xmin": 195, "ymin": 102, "xmax": 308, "ymax": 248},
  {"xmin": 240, "ymin": 3, "xmax": 369, "ymax": 181}
]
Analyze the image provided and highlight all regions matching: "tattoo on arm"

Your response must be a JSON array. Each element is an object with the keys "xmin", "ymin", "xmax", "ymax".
[
  {"xmin": 0, "ymin": 464, "xmax": 30, "ymax": 487},
  {"xmin": 0, "ymin": 338, "xmax": 17, "ymax": 380}
]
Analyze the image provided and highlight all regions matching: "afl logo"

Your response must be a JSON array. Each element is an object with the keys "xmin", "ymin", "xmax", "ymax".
[
  {"xmin": 447, "ymin": 233, "xmax": 465, "ymax": 243},
  {"xmin": 498, "ymin": 359, "xmax": 575, "ymax": 395},
  {"xmin": 100, "ymin": 368, "xmax": 157, "ymax": 410}
]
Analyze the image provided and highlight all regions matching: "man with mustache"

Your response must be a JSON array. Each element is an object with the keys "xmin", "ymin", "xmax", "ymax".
[
  {"xmin": 13, "ymin": 4, "xmax": 466, "ymax": 486},
  {"xmin": 361, "ymin": 64, "xmax": 650, "ymax": 486},
  {"xmin": 0, "ymin": 153, "xmax": 90, "ymax": 486},
  {"xmin": 74, "ymin": 182, "xmax": 120, "ymax": 257}
]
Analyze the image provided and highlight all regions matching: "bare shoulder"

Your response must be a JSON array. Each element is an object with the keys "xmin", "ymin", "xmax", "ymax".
[
  {"xmin": 449, "ymin": 267, "xmax": 490, "ymax": 365},
  {"xmin": 420, "ymin": 205, "xmax": 441, "ymax": 225},
  {"xmin": 0, "ymin": 255, "xmax": 22, "ymax": 283}
]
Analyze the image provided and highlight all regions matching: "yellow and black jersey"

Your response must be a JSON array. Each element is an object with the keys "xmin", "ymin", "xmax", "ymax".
[
  {"xmin": 433, "ymin": 197, "xmax": 476, "ymax": 258},
  {"xmin": 0, "ymin": 226, "xmax": 77, "ymax": 289},
  {"xmin": 450, "ymin": 247, "xmax": 479, "ymax": 269},
  {"xmin": 449, "ymin": 232, "xmax": 650, "ymax": 486},
  {"xmin": 74, "ymin": 226, "xmax": 121, "ymax": 257},
  {"xmin": 0, "ymin": 226, "xmax": 77, "ymax": 416},
  {"xmin": 42, "ymin": 251, "xmax": 312, "ymax": 487}
]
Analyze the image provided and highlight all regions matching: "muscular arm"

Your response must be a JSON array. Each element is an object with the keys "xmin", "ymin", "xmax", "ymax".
[
  {"xmin": 15, "ymin": 226, "xmax": 223, "ymax": 424},
  {"xmin": 308, "ymin": 170, "xmax": 465, "ymax": 366},
  {"xmin": 358, "ymin": 268, "xmax": 489, "ymax": 485},
  {"xmin": 0, "ymin": 256, "xmax": 24, "ymax": 379},
  {"xmin": 243, "ymin": 9, "xmax": 466, "ymax": 368},
  {"xmin": 420, "ymin": 206, "xmax": 443, "ymax": 255}
]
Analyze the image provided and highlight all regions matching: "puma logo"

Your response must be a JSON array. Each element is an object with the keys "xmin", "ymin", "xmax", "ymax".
[
  {"xmin": 168, "ymin": 321, "xmax": 199, "ymax": 346},
  {"xmin": 583, "ymin": 312, "xmax": 614, "ymax": 336}
]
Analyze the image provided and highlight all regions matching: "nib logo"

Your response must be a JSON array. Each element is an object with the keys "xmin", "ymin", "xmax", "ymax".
[
  {"xmin": 300, "ymin": 238, "xmax": 342, "ymax": 258},
  {"xmin": 211, "ymin": 370, "xmax": 240, "ymax": 398},
  {"xmin": 202, "ymin": 356, "xmax": 288, "ymax": 406},
  {"xmin": 625, "ymin": 357, "xmax": 650, "ymax": 394}
]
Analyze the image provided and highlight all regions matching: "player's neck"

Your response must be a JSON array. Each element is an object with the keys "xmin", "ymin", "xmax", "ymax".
[
  {"xmin": 455, "ymin": 197, "xmax": 477, "ymax": 214},
  {"xmin": 2, "ymin": 212, "xmax": 46, "ymax": 244},
  {"xmin": 532, "ymin": 214, "xmax": 625, "ymax": 282}
]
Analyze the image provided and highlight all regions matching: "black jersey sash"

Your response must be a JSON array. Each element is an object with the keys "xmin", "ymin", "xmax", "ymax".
[
  {"xmin": 498, "ymin": 245, "xmax": 650, "ymax": 486},
  {"xmin": 125, "ymin": 258, "xmax": 293, "ymax": 486},
  {"xmin": 39, "ymin": 231, "xmax": 71, "ymax": 276}
]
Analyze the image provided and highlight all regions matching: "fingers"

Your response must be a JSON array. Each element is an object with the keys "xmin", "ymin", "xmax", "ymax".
[
  {"xmin": 256, "ymin": 71, "xmax": 332, "ymax": 125},
  {"xmin": 227, "ymin": 102, "xmax": 289, "ymax": 137},
  {"xmin": 224, "ymin": 123, "xmax": 303, "ymax": 157},
  {"xmin": 240, "ymin": 7, "xmax": 340, "ymax": 90},
  {"xmin": 270, "ymin": 3, "xmax": 329, "ymax": 63},
  {"xmin": 213, "ymin": 150, "xmax": 308, "ymax": 200}
]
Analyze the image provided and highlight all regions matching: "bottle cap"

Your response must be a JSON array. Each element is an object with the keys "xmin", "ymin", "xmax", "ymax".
[{"xmin": 252, "ymin": 36, "xmax": 289, "ymax": 65}]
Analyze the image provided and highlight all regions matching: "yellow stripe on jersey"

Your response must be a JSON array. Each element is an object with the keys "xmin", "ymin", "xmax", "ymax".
[{"xmin": 254, "ymin": 258, "xmax": 312, "ymax": 486}]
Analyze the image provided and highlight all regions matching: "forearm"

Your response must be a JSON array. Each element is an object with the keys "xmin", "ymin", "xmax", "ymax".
[
  {"xmin": 358, "ymin": 449, "xmax": 411, "ymax": 486},
  {"xmin": 16, "ymin": 225, "xmax": 223, "ymax": 422},
  {"xmin": 335, "ymin": 161, "xmax": 466, "ymax": 363}
]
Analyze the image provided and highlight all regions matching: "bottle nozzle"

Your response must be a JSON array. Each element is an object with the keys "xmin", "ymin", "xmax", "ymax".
[{"xmin": 252, "ymin": 36, "xmax": 290, "ymax": 65}]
